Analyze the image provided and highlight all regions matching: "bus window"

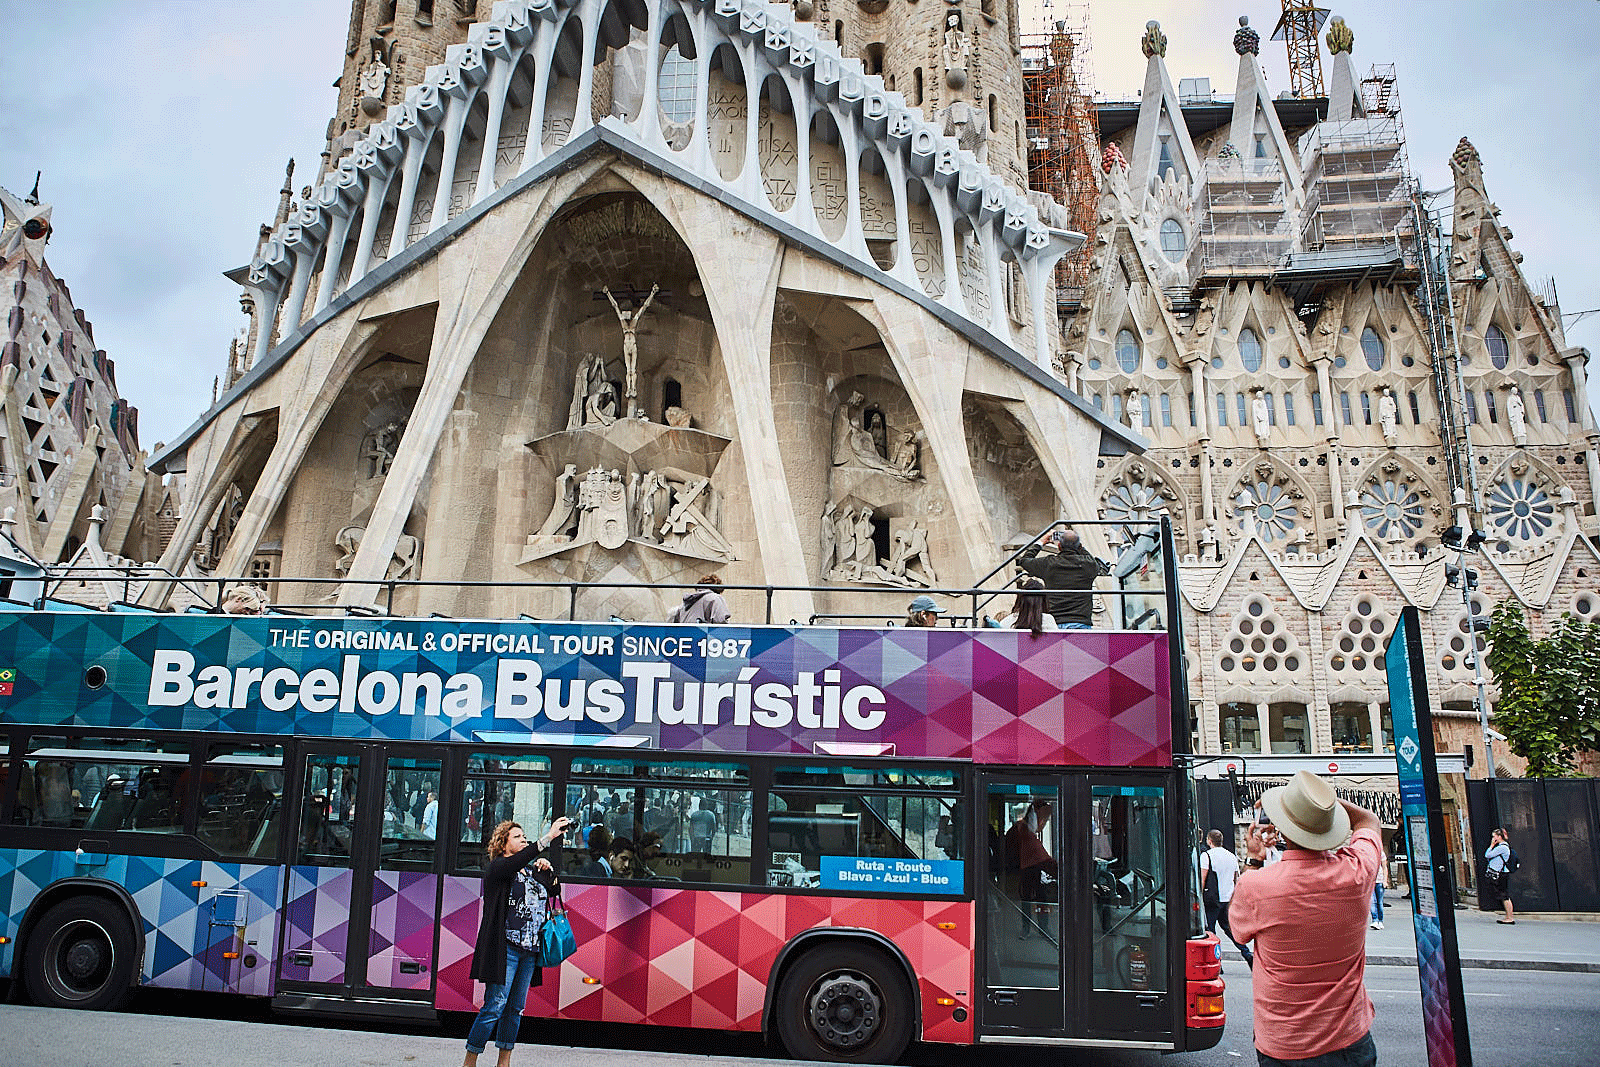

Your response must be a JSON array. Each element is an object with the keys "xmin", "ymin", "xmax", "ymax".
[
  {"xmin": 19, "ymin": 735, "xmax": 190, "ymax": 832},
  {"xmin": 197, "ymin": 743, "xmax": 285, "ymax": 859},
  {"xmin": 378, "ymin": 757, "xmax": 441, "ymax": 871},
  {"xmin": 566, "ymin": 759, "xmax": 751, "ymax": 885},
  {"xmin": 298, "ymin": 754, "xmax": 359, "ymax": 866},
  {"xmin": 1091, "ymin": 785, "xmax": 1168, "ymax": 994},
  {"xmin": 459, "ymin": 752, "xmax": 552, "ymax": 874},
  {"xmin": 766, "ymin": 771, "xmax": 962, "ymax": 892}
]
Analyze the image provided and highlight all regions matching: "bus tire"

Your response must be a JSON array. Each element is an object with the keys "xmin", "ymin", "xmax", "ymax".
[
  {"xmin": 775, "ymin": 944, "xmax": 913, "ymax": 1064},
  {"xmin": 23, "ymin": 896, "xmax": 136, "ymax": 1011}
]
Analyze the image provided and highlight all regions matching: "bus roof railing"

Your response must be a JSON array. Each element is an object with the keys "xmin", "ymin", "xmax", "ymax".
[{"xmin": 20, "ymin": 517, "xmax": 1175, "ymax": 629}]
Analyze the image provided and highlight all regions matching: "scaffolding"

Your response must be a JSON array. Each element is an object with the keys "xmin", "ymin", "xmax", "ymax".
[
  {"xmin": 1022, "ymin": 4, "xmax": 1097, "ymax": 310},
  {"xmin": 1297, "ymin": 69, "xmax": 1412, "ymax": 258},
  {"xmin": 1189, "ymin": 157, "xmax": 1298, "ymax": 282}
]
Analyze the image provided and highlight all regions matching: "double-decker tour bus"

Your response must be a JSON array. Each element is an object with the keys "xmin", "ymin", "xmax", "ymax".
[{"xmin": 0, "ymin": 522, "xmax": 1222, "ymax": 1061}]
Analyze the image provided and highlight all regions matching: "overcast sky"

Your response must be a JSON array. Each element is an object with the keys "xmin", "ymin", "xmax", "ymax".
[{"xmin": 2, "ymin": 1, "xmax": 1596, "ymax": 451}]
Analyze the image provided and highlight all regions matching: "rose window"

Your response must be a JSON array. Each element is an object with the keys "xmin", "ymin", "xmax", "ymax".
[
  {"xmin": 1233, "ymin": 480, "xmax": 1299, "ymax": 542},
  {"xmin": 1359, "ymin": 479, "xmax": 1425, "ymax": 541},
  {"xmin": 1102, "ymin": 481, "xmax": 1167, "ymax": 544},
  {"xmin": 1485, "ymin": 478, "xmax": 1556, "ymax": 542}
]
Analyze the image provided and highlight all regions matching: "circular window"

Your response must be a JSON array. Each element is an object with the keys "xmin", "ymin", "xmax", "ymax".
[
  {"xmin": 1231, "ymin": 637, "xmax": 1246, "ymax": 653},
  {"xmin": 1159, "ymin": 219, "xmax": 1185, "ymax": 262},
  {"xmin": 1260, "ymin": 619, "xmax": 1275, "ymax": 635},
  {"xmin": 1272, "ymin": 636, "xmax": 1287, "ymax": 653},
  {"xmin": 1252, "ymin": 637, "xmax": 1267, "ymax": 653},
  {"xmin": 1116, "ymin": 329, "xmax": 1141, "ymax": 373},
  {"xmin": 1360, "ymin": 327, "xmax": 1385, "ymax": 371},
  {"xmin": 1285, "ymin": 656, "xmax": 1299, "ymax": 671},
  {"xmin": 1352, "ymin": 655, "xmax": 1367, "ymax": 670},
  {"xmin": 1357, "ymin": 600, "xmax": 1373, "ymax": 616},
  {"xmin": 1248, "ymin": 601, "xmax": 1265, "ymax": 617},
  {"xmin": 1331, "ymin": 654, "xmax": 1346, "ymax": 670},
  {"xmin": 1442, "ymin": 654, "xmax": 1456, "ymax": 670},
  {"xmin": 1221, "ymin": 656, "xmax": 1236, "ymax": 671},
  {"xmin": 1239, "ymin": 329, "xmax": 1263, "ymax": 373},
  {"xmin": 1264, "ymin": 655, "xmax": 1279, "ymax": 671},
  {"xmin": 1579, "ymin": 596, "xmax": 1595, "ymax": 615}
]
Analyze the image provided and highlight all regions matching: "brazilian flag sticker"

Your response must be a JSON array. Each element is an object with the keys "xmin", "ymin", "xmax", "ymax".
[{"xmin": 0, "ymin": 668, "xmax": 13, "ymax": 681}]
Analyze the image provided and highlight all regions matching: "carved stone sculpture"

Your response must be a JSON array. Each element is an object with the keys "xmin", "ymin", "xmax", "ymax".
[
  {"xmin": 659, "ymin": 476, "xmax": 735, "ymax": 560},
  {"xmin": 821, "ymin": 500, "xmax": 838, "ymax": 573},
  {"xmin": 575, "ymin": 467, "xmax": 630, "ymax": 548},
  {"xmin": 890, "ymin": 431, "xmax": 922, "ymax": 478},
  {"xmin": 830, "ymin": 391, "xmax": 922, "ymax": 480},
  {"xmin": 536, "ymin": 463, "xmax": 580, "ymax": 538},
  {"xmin": 333, "ymin": 524, "xmax": 421, "ymax": 581},
  {"xmin": 943, "ymin": 13, "xmax": 970, "ymax": 90},
  {"xmin": 1507, "ymin": 387, "xmax": 1527, "ymax": 446},
  {"xmin": 888, "ymin": 521, "xmax": 936, "ymax": 587},
  {"xmin": 1252, "ymin": 390, "xmax": 1270, "ymax": 446},
  {"xmin": 664, "ymin": 405, "xmax": 692, "ymax": 428},
  {"xmin": 1378, "ymin": 388, "xmax": 1398, "ymax": 447},
  {"xmin": 603, "ymin": 284, "xmax": 659, "ymax": 418},
  {"xmin": 568, "ymin": 353, "xmax": 615, "ymax": 429},
  {"xmin": 361, "ymin": 420, "xmax": 402, "ymax": 479},
  {"xmin": 358, "ymin": 44, "xmax": 389, "ymax": 117}
]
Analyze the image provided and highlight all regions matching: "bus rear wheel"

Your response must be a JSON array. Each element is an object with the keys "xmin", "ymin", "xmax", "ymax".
[
  {"xmin": 24, "ymin": 897, "xmax": 136, "ymax": 1011},
  {"xmin": 776, "ymin": 944, "xmax": 913, "ymax": 1063}
]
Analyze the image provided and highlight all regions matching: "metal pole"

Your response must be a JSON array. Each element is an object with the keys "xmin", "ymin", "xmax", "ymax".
[{"xmin": 1462, "ymin": 580, "xmax": 1497, "ymax": 782}]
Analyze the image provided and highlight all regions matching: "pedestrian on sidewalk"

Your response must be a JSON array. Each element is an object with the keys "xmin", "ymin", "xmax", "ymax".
[
  {"xmin": 1231, "ymin": 771, "xmax": 1382, "ymax": 1067},
  {"xmin": 1370, "ymin": 853, "xmax": 1387, "ymax": 930},
  {"xmin": 1200, "ymin": 829, "xmax": 1252, "ymax": 968},
  {"xmin": 1483, "ymin": 827, "xmax": 1516, "ymax": 924}
]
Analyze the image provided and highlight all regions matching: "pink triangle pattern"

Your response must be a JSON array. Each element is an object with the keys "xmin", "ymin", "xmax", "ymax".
[{"xmin": 435, "ymin": 882, "xmax": 975, "ymax": 1044}]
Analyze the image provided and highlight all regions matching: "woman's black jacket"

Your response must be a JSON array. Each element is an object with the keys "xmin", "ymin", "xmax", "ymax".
[{"xmin": 469, "ymin": 840, "xmax": 556, "ymax": 984}]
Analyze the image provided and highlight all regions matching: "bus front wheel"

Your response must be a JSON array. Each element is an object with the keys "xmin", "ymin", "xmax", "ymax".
[
  {"xmin": 24, "ymin": 896, "xmax": 136, "ymax": 1011},
  {"xmin": 776, "ymin": 944, "xmax": 913, "ymax": 1063}
]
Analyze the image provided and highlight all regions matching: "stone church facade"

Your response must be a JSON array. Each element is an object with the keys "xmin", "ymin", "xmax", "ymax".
[{"xmin": 124, "ymin": 0, "xmax": 1595, "ymax": 839}]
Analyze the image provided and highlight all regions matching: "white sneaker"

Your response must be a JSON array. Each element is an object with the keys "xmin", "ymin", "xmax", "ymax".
[{"xmin": 1370, "ymin": 921, "xmax": 1384, "ymax": 930}]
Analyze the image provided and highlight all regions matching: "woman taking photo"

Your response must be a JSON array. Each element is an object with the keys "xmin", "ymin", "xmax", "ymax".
[{"xmin": 464, "ymin": 815, "xmax": 574, "ymax": 1067}]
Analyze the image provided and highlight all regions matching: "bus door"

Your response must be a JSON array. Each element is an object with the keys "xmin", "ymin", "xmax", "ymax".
[
  {"xmin": 978, "ymin": 778, "xmax": 1068, "ymax": 1035},
  {"xmin": 278, "ymin": 745, "xmax": 443, "ymax": 1003},
  {"xmin": 978, "ymin": 773, "xmax": 1173, "ymax": 1045},
  {"xmin": 1080, "ymin": 777, "xmax": 1171, "ymax": 1042}
]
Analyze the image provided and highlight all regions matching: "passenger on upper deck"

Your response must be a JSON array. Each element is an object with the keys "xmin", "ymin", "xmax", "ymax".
[
  {"xmin": 906, "ymin": 595, "xmax": 944, "ymax": 627},
  {"xmin": 669, "ymin": 574, "xmax": 731, "ymax": 624},
  {"xmin": 1017, "ymin": 530, "xmax": 1105, "ymax": 630}
]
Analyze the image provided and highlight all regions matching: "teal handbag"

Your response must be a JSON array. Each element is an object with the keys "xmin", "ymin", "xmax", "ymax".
[{"xmin": 539, "ymin": 893, "xmax": 577, "ymax": 966}]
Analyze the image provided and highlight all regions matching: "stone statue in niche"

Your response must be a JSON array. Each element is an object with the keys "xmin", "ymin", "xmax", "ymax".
[
  {"xmin": 834, "ymin": 505, "xmax": 857, "ymax": 574},
  {"xmin": 1507, "ymin": 386, "xmax": 1527, "ymax": 446},
  {"xmin": 853, "ymin": 508, "xmax": 875, "ymax": 574},
  {"xmin": 659, "ymin": 477, "xmax": 736, "ymax": 560},
  {"xmin": 361, "ymin": 420, "xmax": 403, "ymax": 479},
  {"xmin": 535, "ymin": 463, "xmax": 580, "ymax": 538},
  {"xmin": 636, "ymin": 470, "xmax": 668, "ymax": 544},
  {"xmin": 888, "ymin": 521, "xmax": 936, "ymax": 587},
  {"xmin": 602, "ymin": 284, "xmax": 659, "ymax": 418},
  {"xmin": 575, "ymin": 467, "xmax": 630, "ymax": 549},
  {"xmin": 944, "ymin": 12, "xmax": 970, "ymax": 90},
  {"xmin": 866, "ymin": 409, "xmax": 889, "ymax": 459},
  {"xmin": 1378, "ymin": 388, "xmax": 1398, "ymax": 447},
  {"xmin": 358, "ymin": 42, "xmax": 390, "ymax": 116},
  {"xmin": 890, "ymin": 431, "xmax": 922, "ymax": 478},
  {"xmin": 332, "ymin": 524, "xmax": 421, "ymax": 581},
  {"xmin": 567, "ymin": 353, "xmax": 617, "ymax": 429},
  {"xmin": 830, "ymin": 392, "xmax": 923, "ymax": 480},
  {"xmin": 1251, "ymin": 389, "xmax": 1270, "ymax": 446}
]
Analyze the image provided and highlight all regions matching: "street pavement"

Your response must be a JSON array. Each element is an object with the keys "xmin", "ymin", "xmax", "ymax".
[{"xmin": 1218, "ymin": 890, "xmax": 1600, "ymax": 972}]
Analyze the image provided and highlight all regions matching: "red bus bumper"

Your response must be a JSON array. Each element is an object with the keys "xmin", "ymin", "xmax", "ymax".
[{"xmin": 1185, "ymin": 933, "xmax": 1226, "ymax": 1033}]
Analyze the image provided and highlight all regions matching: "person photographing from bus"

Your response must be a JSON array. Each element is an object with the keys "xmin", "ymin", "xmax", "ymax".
[
  {"xmin": 1230, "ymin": 771, "xmax": 1381, "ymax": 1067},
  {"xmin": 1017, "ymin": 529, "xmax": 1106, "ymax": 629},
  {"xmin": 464, "ymin": 815, "xmax": 573, "ymax": 1067}
]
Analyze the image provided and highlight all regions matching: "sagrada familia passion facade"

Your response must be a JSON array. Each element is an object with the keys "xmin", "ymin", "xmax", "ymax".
[{"xmin": 4, "ymin": 3, "xmax": 1595, "ymax": 862}]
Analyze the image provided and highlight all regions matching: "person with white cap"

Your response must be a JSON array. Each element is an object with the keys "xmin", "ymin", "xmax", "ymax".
[
  {"xmin": 1229, "ymin": 770, "xmax": 1382, "ymax": 1067},
  {"xmin": 905, "ymin": 594, "xmax": 944, "ymax": 627}
]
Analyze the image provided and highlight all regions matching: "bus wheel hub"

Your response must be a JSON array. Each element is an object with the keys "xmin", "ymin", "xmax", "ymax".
[{"xmin": 810, "ymin": 974, "xmax": 880, "ymax": 1048}]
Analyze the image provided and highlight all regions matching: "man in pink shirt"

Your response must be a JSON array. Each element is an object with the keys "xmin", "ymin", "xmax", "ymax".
[{"xmin": 1230, "ymin": 770, "xmax": 1381, "ymax": 1067}]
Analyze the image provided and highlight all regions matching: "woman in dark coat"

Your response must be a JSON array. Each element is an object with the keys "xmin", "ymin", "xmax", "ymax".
[{"xmin": 463, "ymin": 816, "xmax": 573, "ymax": 1067}]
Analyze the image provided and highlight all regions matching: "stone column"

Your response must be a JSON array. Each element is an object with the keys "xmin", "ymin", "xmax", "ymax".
[
  {"xmin": 1313, "ymin": 354, "xmax": 1345, "ymax": 530},
  {"xmin": 1256, "ymin": 701, "xmax": 1271, "ymax": 754},
  {"xmin": 1562, "ymin": 348, "xmax": 1600, "ymax": 517},
  {"xmin": 1368, "ymin": 699, "xmax": 1385, "ymax": 754}
]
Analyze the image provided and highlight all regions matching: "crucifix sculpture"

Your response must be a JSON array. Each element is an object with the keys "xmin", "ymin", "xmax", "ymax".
[{"xmin": 601, "ymin": 283, "xmax": 659, "ymax": 417}]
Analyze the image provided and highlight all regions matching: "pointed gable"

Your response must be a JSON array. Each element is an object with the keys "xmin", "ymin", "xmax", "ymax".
[
  {"xmin": 1226, "ymin": 17, "xmax": 1302, "ymax": 207},
  {"xmin": 1128, "ymin": 22, "xmax": 1201, "ymax": 201}
]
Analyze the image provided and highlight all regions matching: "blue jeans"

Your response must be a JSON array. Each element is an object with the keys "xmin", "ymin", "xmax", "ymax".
[
  {"xmin": 1258, "ymin": 1030, "xmax": 1376, "ymax": 1067},
  {"xmin": 1063, "ymin": 622, "xmax": 1093, "ymax": 630},
  {"xmin": 1371, "ymin": 882, "xmax": 1384, "ymax": 923},
  {"xmin": 466, "ymin": 944, "xmax": 539, "ymax": 1054}
]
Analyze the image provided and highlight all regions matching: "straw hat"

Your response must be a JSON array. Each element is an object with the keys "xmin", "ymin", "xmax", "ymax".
[{"xmin": 1260, "ymin": 769, "xmax": 1352, "ymax": 851}]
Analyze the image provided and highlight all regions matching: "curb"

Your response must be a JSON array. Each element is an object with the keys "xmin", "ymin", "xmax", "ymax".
[{"xmin": 1221, "ymin": 950, "xmax": 1600, "ymax": 974}]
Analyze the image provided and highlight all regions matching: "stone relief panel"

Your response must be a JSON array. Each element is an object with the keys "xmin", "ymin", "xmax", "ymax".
[
  {"xmin": 1355, "ymin": 461, "xmax": 1432, "ymax": 545},
  {"xmin": 708, "ymin": 61, "xmax": 748, "ymax": 183},
  {"xmin": 962, "ymin": 396, "xmax": 1053, "ymax": 548},
  {"xmin": 1098, "ymin": 460, "xmax": 1183, "ymax": 548}
]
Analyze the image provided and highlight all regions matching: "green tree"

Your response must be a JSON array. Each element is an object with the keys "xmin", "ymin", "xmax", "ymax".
[{"xmin": 1484, "ymin": 601, "xmax": 1600, "ymax": 777}]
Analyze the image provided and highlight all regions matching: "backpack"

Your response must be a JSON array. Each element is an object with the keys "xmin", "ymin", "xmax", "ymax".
[{"xmin": 1506, "ymin": 847, "xmax": 1521, "ymax": 874}]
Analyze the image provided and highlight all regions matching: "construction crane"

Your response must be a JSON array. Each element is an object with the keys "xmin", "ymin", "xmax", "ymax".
[{"xmin": 1272, "ymin": 1, "xmax": 1329, "ymax": 99}]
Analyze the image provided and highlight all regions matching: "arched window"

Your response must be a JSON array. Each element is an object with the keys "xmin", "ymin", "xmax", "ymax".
[
  {"xmin": 1408, "ymin": 391, "xmax": 1421, "ymax": 423},
  {"xmin": 1216, "ymin": 393, "xmax": 1227, "ymax": 427},
  {"xmin": 913, "ymin": 67, "xmax": 923, "ymax": 106},
  {"xmin": 1160, "ymin": 393, "xmax": 1172, "ymax": 427},
  {"xmin": 1158, "ymin": 138, "xmax": 1175, "ymax": 181},
  {"xmin": 1141, "ymin": 394, "xmax": 1153, "ymax": 428},
  {"xmin": 1360, "ymin": 391, "xmax": 1372, "ymax": 425},
  {"xmin": 1339, "ymin": 392, "xmax": 1352, "ymax": 426},
  {"xmin": 1159, "ymin": 219, "xmax": 1184, "ymax": 262},
  {"xmin": 1236, "ymin": 392, "xmax": 1247, "ymax": 425},
  {"xmin": 1486, "ymin": 323, "xmax": 1509, "ymax": 369},
  {"xmin": 1115, "ymin": 329, "xmax": 1140, "ymax": 373},
  {"xmin": 1111, "ymin": 392, "xmax": 1124, "ymax": 423},
  {"xmin": 1485, "ymin": 391, "xmax": 1498, "ymax": 423},
  {"xmin": 1312, "ymin": 390, "xmax": 1324, "ymax": 426},
  {"xmin": 1283, "ymin": 391, "xmax": 1296, "ymax": 426},
  {"xmin": 1535, "ymin": 390, "xmax": 1548, "ymax": 422},
  {"xmin": 988, "ymin": 94, "xmax": 997, "ymax": 133},
  {"xmin": 1264, "ymin": 392, "xmax": 1276, "ymax": 425},
  {"xmin": 1360, "ymin": 326, "xmax": 1385, "ymax": 371},
  {"xmin": 1238, "ymin": 328, "xmax": 1262, "ymax": 372}
]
